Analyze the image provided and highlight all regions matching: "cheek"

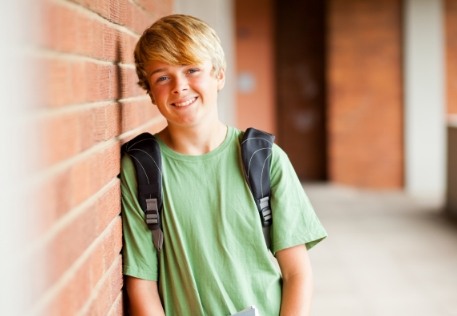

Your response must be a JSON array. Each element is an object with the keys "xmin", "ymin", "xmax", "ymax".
[
  {"xmin": 190, "ymin": 77, "xmax": 206, "ymax": 88},
  {"xmin": 192, "ymin": 77, "xmax": 218, "ymax": 93},
  {"xmin": 148, "ymin": 92, "xmax": 156, "ymax": 104},
  {"xmin": 150, "ymin": 86, "xmax": 167, "ymax": 101}
]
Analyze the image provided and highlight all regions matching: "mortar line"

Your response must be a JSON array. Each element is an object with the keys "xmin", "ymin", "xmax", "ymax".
[
  {"xmin": 50, "ymin": 0, "xmax": 140, "ymax": 38},
  {"xmin": 26, "ymin": 215, "xmax": 122, "ymax": 316}
]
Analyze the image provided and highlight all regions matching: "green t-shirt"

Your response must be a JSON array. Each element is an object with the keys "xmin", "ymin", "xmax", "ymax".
[{"xmin": 121, "ymin": 126, "xmax": 327, "ymax": 316}]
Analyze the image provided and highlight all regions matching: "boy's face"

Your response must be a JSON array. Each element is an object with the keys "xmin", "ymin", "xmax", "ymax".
[{"xmin": 145, "ymin": 60, "xmax": 225, "ymax": 128}]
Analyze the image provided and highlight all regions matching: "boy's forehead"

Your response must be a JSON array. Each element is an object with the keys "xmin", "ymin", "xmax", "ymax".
[{"xmin": 145, "ymin": 60, "xmax": 173, "ymax": 72}]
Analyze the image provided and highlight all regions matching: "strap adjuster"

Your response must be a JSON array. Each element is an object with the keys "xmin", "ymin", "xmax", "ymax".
[
  {"xmin": 145, "ymin": 198, "xmax": 164, "ymax": 251},
  {"xmin": 145, "ymin": 198, "xmax": 160, "ymax": 228},
  {"xmin": 259, "ymin": 196, "xmax": 272, "ymax": 226}
]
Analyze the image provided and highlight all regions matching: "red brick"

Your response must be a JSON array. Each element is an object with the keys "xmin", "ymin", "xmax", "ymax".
[
  {"xmin": 29, "ymin": 182, "xmax": 120, "ymax": 296},
  {"xmin": 42, "ymin": 58, "xmax": 112, "ymax": 107},
  {"xmin": 134, "ymin": 0, "xmax": 173, "ymax": 18},
  {"xmin": 80, "ymin": 256, "xmax": 124, "ymax": 315},
  {"xmin": 446, "ymin": 0, "xmax": 457, "ymax": 115},
  {"xmin": 28, "ymin": 0, "xmax": 174, "ymax": 314},
  {"xmin": 37, "ymin": 103, "xmax": 120, "ymax": 167},
  {"xmin": 120, "ymin": 98, "xmax": 164, "ymax": 132},
  {"xmin": 67, "ymin": 0, "xmax": 157, "ymax": 35},
  {"xmin": 69, "ymin": 142, "xmax": 120, "ymax": 211},
  {"xmin": 32, "ymin": 142, "xmax": 120, "ymax": 239},
  {"xmin": 37, "ymin": 218, "xmax": 123, "ymax": 316},
  {"xmin": 236, "ymin": 0, "xmax": 276, "ymax": 133},
  {"xmin": 327, "ymin": 0, "xmax": 403, "ymax": 188},
  {"xmin": 57, "ymin": 185, "xmax": 119, "ymax": 280},
  {"xmin": 107, "ymin": 290, "xmax": 124, "ymax": 316},
  {"xmin": 40, "ymin": 56, "xmax": 144, "ymax": 108},
  {"xmin": 40, "ymin": 0, "xmax": 139, "ymax": 63}
]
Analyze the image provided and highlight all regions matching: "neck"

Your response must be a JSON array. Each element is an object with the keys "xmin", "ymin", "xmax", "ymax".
[{"xmin": 159, "ymin": 122, "xmax": 228, "ymax": 155}]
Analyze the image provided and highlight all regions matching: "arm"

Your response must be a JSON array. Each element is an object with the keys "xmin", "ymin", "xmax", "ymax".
[
  {"xmin": 275, "ymin": 245, "xmax": 313, "ymax": 316},
  {"xmin": 125, "ymin": 276, "xmax": 165, "ymax": 316},
  {"xmin": 121, "ymin": 156, "xmax": 164, "ymax": 314}
]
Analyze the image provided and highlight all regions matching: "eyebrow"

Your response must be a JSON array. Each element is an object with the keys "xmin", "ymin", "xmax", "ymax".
[{"xmin": 148, "ymin": 68, "xmax": 167, "ymax": 78}]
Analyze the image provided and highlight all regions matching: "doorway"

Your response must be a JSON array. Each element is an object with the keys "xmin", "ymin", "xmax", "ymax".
[{"xmin": 275, "ymin": 0, "xmax": 328, "ymax": 181}]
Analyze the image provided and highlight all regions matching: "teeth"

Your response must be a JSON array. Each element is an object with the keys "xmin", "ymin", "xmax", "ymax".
[{"xmin": 174, "ymin": 98, "xmax": 195, "ymax": 107}]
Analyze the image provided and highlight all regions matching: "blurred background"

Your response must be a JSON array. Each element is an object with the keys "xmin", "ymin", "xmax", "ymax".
[{"xmin": 1, "ymin": 0, "xmax": 456, "ymax": 315}]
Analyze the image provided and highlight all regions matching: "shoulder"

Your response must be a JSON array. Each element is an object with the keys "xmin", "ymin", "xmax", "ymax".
[
  {"xmin": 121, "ymin": 153, "xmax": 135, "ymax": 173},
  {"xmin": 271, "ymin": 142, "xmax": 291, "ymax": 168}
]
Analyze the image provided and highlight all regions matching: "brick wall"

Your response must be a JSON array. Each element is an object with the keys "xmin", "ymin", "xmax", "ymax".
[
  {"xmin": 327, "ymin": 0, "xmax": 403, "ymax": 188},
  {"xmin": 446, "ymin": 0, "xmax": 457, "ymax": 115},
  {"xmin": 26, "ymin": 0, "xmax": 172, "ymax": 314},
  {"xmin": 235, "ymin": 0, "xmax": 275, "ymax": 133}
]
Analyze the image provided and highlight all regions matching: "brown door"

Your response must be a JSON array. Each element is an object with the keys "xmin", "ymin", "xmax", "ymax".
[{"xmin": 275, "ymin": 0, "xmax": 328, "ymax": 181}]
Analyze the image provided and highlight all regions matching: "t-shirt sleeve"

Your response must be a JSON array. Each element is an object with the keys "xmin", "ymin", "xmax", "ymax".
[
  {"xmin": 269, "ymin": 145, "xmax": 327, "ymax": 254},
  {"xmin": 120, "ymin": 155, "xmax": 159, "ymax": 281}
]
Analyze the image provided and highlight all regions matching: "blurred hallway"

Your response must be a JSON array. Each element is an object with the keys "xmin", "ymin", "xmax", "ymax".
[{"xmin": 306, "ymin": 184, "xmax": 457, "ymax": 316}]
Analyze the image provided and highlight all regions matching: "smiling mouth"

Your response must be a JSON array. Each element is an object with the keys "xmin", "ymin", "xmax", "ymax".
[{"xmin": 172, "ymin": 97, "xmax": 197, "ymax": 107}]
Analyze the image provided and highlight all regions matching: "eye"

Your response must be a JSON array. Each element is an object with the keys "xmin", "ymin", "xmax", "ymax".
[
  {"xmin": 152, "ymin": 75, "xmax": 170, "ymax": 85},
  {"xmin": 187, "ymin": 68, "xmax": 200, "ymax": 75}
]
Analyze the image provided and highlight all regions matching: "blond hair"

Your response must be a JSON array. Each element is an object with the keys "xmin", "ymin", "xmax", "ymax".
[{"xmin": 134, "ymin": 14, "xmax": 226, "ymax": 92}]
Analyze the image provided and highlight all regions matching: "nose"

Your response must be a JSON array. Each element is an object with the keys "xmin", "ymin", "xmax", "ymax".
[{"xmin": 172, "ymin": 74, "xmax": 189, "ymax": 94}]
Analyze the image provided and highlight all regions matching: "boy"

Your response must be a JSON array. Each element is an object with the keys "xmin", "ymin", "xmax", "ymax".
[{"xmin": 120, "ymin": 14, "xmax": 327, "ymax": 315}]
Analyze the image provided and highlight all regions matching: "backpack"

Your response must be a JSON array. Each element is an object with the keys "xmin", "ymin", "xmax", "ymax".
[{"xmin": 121, "ymin": 127, "xmax": 275, "ymax": 251}]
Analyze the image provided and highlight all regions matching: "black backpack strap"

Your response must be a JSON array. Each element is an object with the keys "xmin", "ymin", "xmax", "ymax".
[
  {"xmin": 121, "ymin": 133, "xmax": 164, "ymax": 251},
  {"xmin": 240, "ymin": 127, "xmax": 275, "ymax": 249}
]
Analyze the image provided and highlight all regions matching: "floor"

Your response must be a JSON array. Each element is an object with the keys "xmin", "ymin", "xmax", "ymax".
[{"xmin": 305, "ymin": 184, "xmax": 457, "ymax": 316}]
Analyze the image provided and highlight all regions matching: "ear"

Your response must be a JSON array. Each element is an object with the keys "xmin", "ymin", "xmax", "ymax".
[{"xmin": 216, "ymin": 68, "xmax": 226, "ymax": 91}]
